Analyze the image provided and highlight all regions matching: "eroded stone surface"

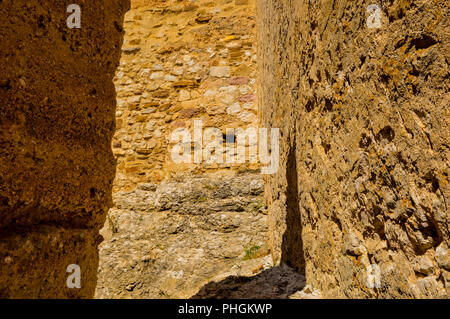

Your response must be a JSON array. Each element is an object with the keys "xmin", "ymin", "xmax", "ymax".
[
  {"xmin": 0, "ymin": 0, "xmax": 129, "ymax": 298},
  {"xmin": 258, "ymin": 0, "xmax": 449, "ymax": 298},
  {"xmin": 112, "ymin": 0, "xmax": 259, "ymax": 190},
  {"xmin": 96, "ymin": 0, "xmax": 269, "ymax": 299},
  {"xmin": 2, "ymin": 0, "xmax": 448, "ymax": 300},
  {"xmin": 95, "ymin": 172, "xmax": 270, "ymax": 298}
]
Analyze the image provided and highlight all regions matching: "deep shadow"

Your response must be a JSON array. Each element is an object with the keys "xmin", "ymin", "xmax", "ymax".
[
  {"xmin": 192, "ymin": 138, "xmax": 307, "ymax": 299},
  {"xmin": 191, "ymin": 265, "xmax": 305, "ymax": 299},
  {"xmin": 280, "ymin": 138, "xmax": 306, "ymax": 273}
]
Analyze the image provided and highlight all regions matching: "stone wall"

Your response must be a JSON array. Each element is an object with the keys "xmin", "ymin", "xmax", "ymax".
[
  {"xmin": 3, "ymin": 0, "xmax": 446, "ymax": 300},
  {"xmin": 113, "ymin": 0, "xmax": 259, "ymax": 192},
  {"xmin": 258, "ymin": 0, "xmax": 449, "ymax": 298},
  {"xmin": 96, "ymin": 172, "xmax": 270, "ymax": 298},
  {"xmin": 96, "ymin": 0, "xmax": 271, "ymax": 298},
  {"xmin": 0, "ymin": 0, "xmax": 129, "ymax": 298}
]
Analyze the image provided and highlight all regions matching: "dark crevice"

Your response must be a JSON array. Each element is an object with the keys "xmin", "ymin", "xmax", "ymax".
[
  {"xmin": 376, "ymin": 126, "xmax": 395, "ymax": 143},
  {"xmin": 280, "ymin": 134, "xmax": 305, "ymax": 274},
  {"xmin": 191, "ymin": 265, "xmax": 305, "ymax": 299},
  {"xmin": 409, "ymin": 35, "xmax": 438, "ymax": 51},
  {"xmin": 305, "ymin": 99, "xmax": 315, "ymax": 112}
]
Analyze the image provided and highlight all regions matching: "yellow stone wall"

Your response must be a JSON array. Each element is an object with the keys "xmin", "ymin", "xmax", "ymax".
[{"xmin": 113, "ymin": 0, "xmax": 259, "ymax": 191}]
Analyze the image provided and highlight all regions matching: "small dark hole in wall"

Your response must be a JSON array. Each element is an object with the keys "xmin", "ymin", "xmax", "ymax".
[
  {"xmin": 410, "ymin": 35, "xmax": 437, "ymax": 50},
  {"xmin": 332, "ymin": 216, "xmax": 342, "ymax": 231},
  {"xmin": 409, "ymin": 65, "xmax": 420, "ymax": 77},
  {"xmin": 359, "ymin": 55, "xmax": 366, "ymax": 68},
  {"xmin": 324, "ymin": 98, "xmax": 333, "ymax": 111},
  {"xmin": 380, "ymin": 74, "xmax": 390, "ymax": 84},
  {"xmin": 325, "ymin": 69, "xmax": 331, "ymax": 82},
  {"xmin": 424, "ymin": 172, "xmax": 440, "ymax": 193},
  {"xmin": 305, "ymin": 99, "xmax": 314, "ymax": 113},
  {"xmin": 223, "ymin": 133, "xmax": 235, "ymax": 144},
  {"xmin": 376, "ymin": 126, "xmax": 395, "ymax": 143},
  {"xmin": 359, "ymin": 133, "xmax": 372, "ymax": 148}
]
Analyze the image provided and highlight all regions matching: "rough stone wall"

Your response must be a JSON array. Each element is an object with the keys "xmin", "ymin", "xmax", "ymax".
[
  {"xmin": 0, "ymin": 0, "xmax": 129, "ymax": 298},
  {"xmin": 96, "ymin": 172, "xmax": 270, "ymax": 298},
  {"xmin": 258, "ymin": 0, "xmax": 449, "ymax": 298},
  {"xmin": 112, "ymin": 0, "xmax": 259, "ymax": 191},
  {"xmin": 96, "ymin": 0, "xmax": 271, "ymax": 298}
]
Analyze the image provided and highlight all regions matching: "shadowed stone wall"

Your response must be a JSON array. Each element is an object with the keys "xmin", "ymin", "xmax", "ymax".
[
  {"xmin": 0, "ymin": 0, "xmax": 129, "ymax": 298},
  {"xmin": 258, "ymin": 0, "xmax": 449, "ymax": 298}
]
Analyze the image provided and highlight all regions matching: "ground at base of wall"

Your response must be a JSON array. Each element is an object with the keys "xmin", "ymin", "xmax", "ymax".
[
  {"xmin": 192, "ymin": 263, "xmax": 321, "ymax": 299},
  {"xmin": 95, "ymin": 172, "xmax": 271, "ymax": 299}
]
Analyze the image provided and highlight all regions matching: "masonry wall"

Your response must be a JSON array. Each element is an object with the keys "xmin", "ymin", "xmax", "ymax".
[
  {"xmin": 96, "ymin": 0, "xmax": 271, "ymax": 298},
  {"xmin": 258, "ymin": 0, "xmax": 449, "ymax": 298},
  {"xmin": 0, "ymin": 0, "xmax": 129, "ymax": 298},
  {"xmin": 112, "ymin": 0, "xmax": 259, "ymax": 192}
]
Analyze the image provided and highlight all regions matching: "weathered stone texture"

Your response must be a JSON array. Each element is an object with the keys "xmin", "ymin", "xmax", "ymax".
[
  {"xmin": 96, "ymin": 172, "xmax": 270, "ymax": 298},
  {"xmin": 96, "ymin": 0, "xmax": 270, "ymax": 298},
  {"xmin": 112, "ymin": 0, "xmax": 259, "ymax": 191},
  {"xmin": 0, "ymin": 0, "xmax": 129, "ymax": 298},
  {"xmin": 258, "ymin": 0, "xmax": 449, "ymax": 298}
]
